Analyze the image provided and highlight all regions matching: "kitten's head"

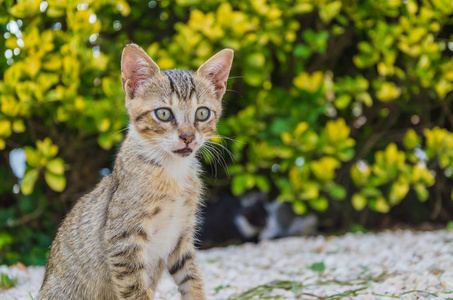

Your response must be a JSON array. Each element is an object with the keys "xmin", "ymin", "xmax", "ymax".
[{"xmin": 121, "ymin": 44, "xmax": 233, "ymax": 160}]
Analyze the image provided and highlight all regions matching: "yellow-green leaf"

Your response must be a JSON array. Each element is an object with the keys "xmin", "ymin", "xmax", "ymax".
[
  {"xmin": 255, "ymin": 175, "xmax": 270, "ymax": 192},
  {"xmin": 12, "ymin": 120, "xmax": 25, "ymax": 133},
  {"xmin": 319, "ymin": 1, "xmax": 342, "ymax": 23},
  {"xmin": 352, "ymin": 193, "xmax": 367, "ymax": 211},
  {"xmin": 350, "ymin": 162, "xmax": 371, "ymax": 186},
  {"xmin": 293, "ymin": 71, "xmax": 324, "ymax": 93},
  {"xmin": 24, "ymin": 146, "xmax": 40, "ymax": 167},
  {"xmin": 37, "ymin": 138, "xmax": 59, "ymax": 158},
  {"xmin": 46, "ymin": 158, "xmax": 65, "ymax": 175},
  {"xmin": 10, "ymin": 0, "xmax": 40, "ymax": 18},
  {"xmin": 404, "ymin": 129, "xmax": 419, "ymax": 150},
  {"xmin": 309, "ymin": 196, "xmax": 329, "ymax": 211},
  {"xmin": 376, "ymin": 82, "xmax": 401, "ymax": 102},
  {"xmin": 98, "ymin": 133, "xmax": 114, "ymax": 150},
  {"xmin": 21, "ymin": 169, "xmax": 39, "ymax": 195},
  {"xmin": 414, "ymin": 183, "xmax": 429, "ymax": 202},
  {"xmin": 292, "ymin": 201, "xmax": 307, "ymax": 215},
  {"xmin": 389, "ymin": 179, "xmax": 410, "ymax": 205},
  {"xmin": 334, "ymin": 94, "xmax": 352, "ymax": 110},
  {"xmin": 375, "ymin": 197, "xmax": 390, "ymax": 213},
  {"xmin": 299, "ymin": 182, "xmax": 319, "ymax": 200},
  {"xmin": 44, "ymin": 170, "xmax": 66, "ymax": 192},
  {"xmin": 310, "ymin": 157, "xmax": 339, "ymax": 180},
  {"xmin": 0, "ymin": 120, "xmax": 12, "ymax": 137}
]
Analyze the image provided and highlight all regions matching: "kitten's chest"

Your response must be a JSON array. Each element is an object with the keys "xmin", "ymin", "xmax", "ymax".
[
  {"xmin": 142, "ymin": 184, "xmax": 200, "ymax": 263},
  {"xmin": 139, "ymin": 160, "xmax": 201, "ymax": 263}
]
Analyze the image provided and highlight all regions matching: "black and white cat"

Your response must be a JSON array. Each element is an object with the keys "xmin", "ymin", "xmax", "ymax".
[{"xmin": 198, "ymin": 190, "xmax": 317, "ymax": 248}]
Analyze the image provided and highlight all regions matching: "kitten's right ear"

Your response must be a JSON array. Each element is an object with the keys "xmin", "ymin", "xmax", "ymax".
[{"xmin": 121, "ymin": 43, "xmax": 159, "ymax": 99}]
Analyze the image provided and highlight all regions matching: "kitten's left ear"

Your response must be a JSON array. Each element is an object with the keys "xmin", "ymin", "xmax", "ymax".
[{"xmin": 197, "ymin": 49, "xmax": 234, "ymax": 99}]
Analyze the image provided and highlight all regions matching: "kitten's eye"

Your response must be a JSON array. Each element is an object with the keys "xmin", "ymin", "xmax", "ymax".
[
  {"xmin": 195, "ymin": 107, "xmax": 210, "ymax": 122},
  {"xmin": 155, "ymin": 108, "xmax": 173, "ymax": 122}
]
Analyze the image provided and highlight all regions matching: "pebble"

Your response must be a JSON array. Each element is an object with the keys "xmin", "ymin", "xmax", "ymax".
[{"xmin": 1, "ymin": 230, "xmax": 452, "ymax": 299}]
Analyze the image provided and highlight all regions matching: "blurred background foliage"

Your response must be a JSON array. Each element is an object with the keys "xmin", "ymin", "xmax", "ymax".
[{"xmin": 0, "ymin": 0, "xmax": 453, "ymax": 265}]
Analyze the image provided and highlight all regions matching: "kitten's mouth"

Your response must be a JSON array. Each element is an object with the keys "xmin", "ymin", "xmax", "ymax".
[{"xmin": 173, "ymin": 147, "xmax": 193, "ymax": 157}]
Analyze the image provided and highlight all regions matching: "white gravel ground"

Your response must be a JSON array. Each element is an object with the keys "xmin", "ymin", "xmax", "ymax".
[{"xmin": 1, "ymin": 230, "xmax": 452, "ymax": 300}]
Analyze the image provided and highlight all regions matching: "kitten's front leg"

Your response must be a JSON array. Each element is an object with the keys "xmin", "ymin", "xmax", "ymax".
[
  {"xmin": 106, "ymin": 230, "xmax": 160, "ymax": 299},
  {"xmin": 168, "ymin": 235, "xmax": 206, "ymax": 300}
]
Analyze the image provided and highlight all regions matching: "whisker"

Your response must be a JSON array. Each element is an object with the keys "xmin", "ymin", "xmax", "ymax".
[
  {"xmin": 225, "ymin": 89, "xmax": 242, "ymax": 98},
  {"xmin": 202, "ymin": 143, "xmax": 229, "ymax": 177},
  {"xmin": 206, "ymin": 140, "xmax": 235, "ymax": 162},
  {"xmin": 200, "ymin": 146, "xmax": 217, "ymax": 179}
]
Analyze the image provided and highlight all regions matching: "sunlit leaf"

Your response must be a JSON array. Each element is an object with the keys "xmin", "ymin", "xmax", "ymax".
[
  {"xmin": 21, "ymin": 169, "xmax": 39, "ymax": 195},
  {"xmin": 352, "ymin": 193, "xmax": 367, "ymax": 211},
  {"xmin": 44, "ymin": 170, "xmax": 66, "ymax": 192},
  {"xmin": 46, "ymin": 158, "xmax": 65, "ymax": 175},
  {"xmin": 309, "ymin": 196, "xmax": 329, "ymax": 211},
  {"xmin": 292, "ymin": 201, "xmax": 307, "ymax": 215}
]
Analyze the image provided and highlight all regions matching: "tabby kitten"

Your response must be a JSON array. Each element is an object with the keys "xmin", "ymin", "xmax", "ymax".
[{"xmin": 38, "ymin": 44, "xmax": 234, "ymax": 300}]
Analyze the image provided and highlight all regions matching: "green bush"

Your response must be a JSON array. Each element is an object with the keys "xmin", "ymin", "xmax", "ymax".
[{"xmin": 1, "ymin": 0, "xmax": 452, "ymax": 264}]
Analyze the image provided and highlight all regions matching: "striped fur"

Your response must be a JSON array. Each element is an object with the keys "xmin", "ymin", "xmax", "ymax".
[{"xmin": 38, "ymin": 44, "xmax": 233, "ymax": 300}]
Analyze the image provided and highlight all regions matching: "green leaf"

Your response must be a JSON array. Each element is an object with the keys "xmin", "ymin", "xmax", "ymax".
[
  {"xmin": 255, "ymin": 175, "xmax": 270, "ymax": 192},
  {"xmin": 308, "ymin": 262, "xmax": 325, "ymax": 273},
  {"xmin": 373, "ymin": 197, "xmax": 390, "ymax": 213},
  {"xmin": 292, "ymin": 201, "xmax": 307, "ymax": 215},
  {"xmin": 349, "ymin": 224, "xmax": 367, "ymax": 233},
  {"xmin": 310, "ymin": 157, "xmax": 339, "ymax": 181},
  {"xmin": 245, "ymin": 53, "xmax": 266, "ymax": 68},
  {"xmin": 102, "ymin": 77, "xmax": 118, "ymax": 97},
  {"xmin": 447, "ymin": 221, "xmax": 453, "ymax": 230},
  {"xmin": 403, "ymin": 129, "xmax": 420, "ymax": 150},
  {"xmin": 319, "ymin": 1, "xmax": 342, "ymax": 23},
  {"xmin": 21, "ymin": 169, "xmax": 39, "ymax": 195},
  {"xmin": 0, "ymin": 272, "xmax": 18, "ymax": 290},
  {"xmin": 351, "ymin": 193, "xmax": 367, "ymax": 211},
  {"xmin": 37, "ymin": 138, "xmax": 59, "ymax": 158},
  {"xmin": 350, "ymin": 163, "xmax": 371, "ymax": 186},
  {"xmin": 309, "ymin": 196, "xmax": 329, "ymax": 211},
  {"xmin": 388, "ymin": 179, "xmax": 410, "ymax": 205},
  {"xmin": 334, "ymin": 94, "xmax": 352, "ymax": 109},
  {"xmin": 12, "ymin": 120, "xmax": 26, "ymax": 133},
  {"xmin": 44, "ymin": 171, "xmax": 66, "ymax": 192},
  {"xmin": 227, "ymin": 164, "xmax": 244, "ymax": 174},
  {"xmin": 294, "ymin": 44, "xmax": 311, "ymax": 58},
  {"xmin": 213, "ymin": 284, "xmax": 228, "ymax": 292},
  {"xmin": 10, "ymin": 0, "xmax": 40, "ymax": 18},
  {"xmin": 46, "ymin": 158, "xmax": 65, "ymax": 175},
  {"xmin": 98, "ymin": 133, "xmax": 114, "ymax": 150},
  {"xmin": 0, "ymin": 120, "xmax": 12, "ymax": 137},
  {"xmin": 232, "ymin": 174, "xmax": 248, "ymax": 196},
  {"xmin": 376, "ymin": 82, "xmax": 401, "ymax": 102},
  {"xmin": 329, "ymin": 184, "xmax": 346, "ymax": 200},
  {"xmin": 362, "ymin": 187, "xmax": 382, "ymax": 198},
  {"xmin": 299, "ymin": 181, "xmax": 319, "ymax": 200},
  {"xmin": 24, "ymin": 146, "xmax": 39, "ymax": 167},
  {"xmin": 414, "ymin": 183, "xmax": 429, "ymax": 202},
  {"xmin": 0, "ymin": 231, "xmax": 14, "ymax": 249}
]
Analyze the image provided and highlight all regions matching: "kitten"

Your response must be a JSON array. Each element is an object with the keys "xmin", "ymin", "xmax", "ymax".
[{"xmin": 38, "ymin": 44, "xmax": 233, "ymax": 300}]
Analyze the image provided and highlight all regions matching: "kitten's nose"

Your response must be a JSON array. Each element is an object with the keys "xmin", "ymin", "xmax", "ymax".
[{"xmin": 180, "ymin": 133, "xmax": 195, "ymax": 144}]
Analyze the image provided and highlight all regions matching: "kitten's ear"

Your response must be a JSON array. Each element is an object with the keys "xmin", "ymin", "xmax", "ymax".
[
  {"xmin": 121, "ymin": 43, "xmax": 159, "ymax": 99},
  {"xmin": 197, "ymin": 49, "xmax": 234, "ymax": 99}
]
